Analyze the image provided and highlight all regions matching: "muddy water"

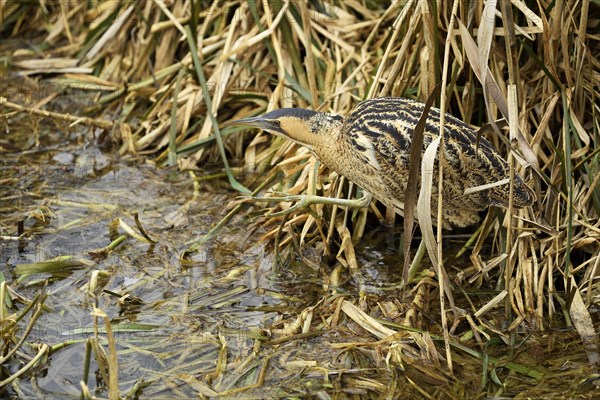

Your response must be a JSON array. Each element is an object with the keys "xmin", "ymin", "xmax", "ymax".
[{"xmin": 0, "ymin": 79, "xmax": 415, "ymax": 397}]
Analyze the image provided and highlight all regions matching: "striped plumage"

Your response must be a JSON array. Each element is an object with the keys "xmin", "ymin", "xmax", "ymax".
[{"xmin": 227, "ymin": 97, "xmax": 534, "ymax": 228}]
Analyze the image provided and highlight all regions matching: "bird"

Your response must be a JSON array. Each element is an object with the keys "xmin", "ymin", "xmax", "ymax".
[{"xmin": 225, "ymin": 97, "xmax": 534, "ymax": 228}]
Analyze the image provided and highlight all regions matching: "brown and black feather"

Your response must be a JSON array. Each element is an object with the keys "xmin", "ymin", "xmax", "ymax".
[{"xmin": 229, "ymin": 97, "xmax": 535, "ymax": 228}]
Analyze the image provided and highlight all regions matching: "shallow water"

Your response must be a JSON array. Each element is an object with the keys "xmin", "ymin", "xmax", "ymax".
[{"xmin": 0, "ymin": 85, "xmax": 410, "ymax": 397}]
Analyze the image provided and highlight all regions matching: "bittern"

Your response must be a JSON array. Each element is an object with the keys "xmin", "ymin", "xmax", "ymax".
[{"xmin": 226, "ymin": 97, "xmax": 534, "ymax": 228}]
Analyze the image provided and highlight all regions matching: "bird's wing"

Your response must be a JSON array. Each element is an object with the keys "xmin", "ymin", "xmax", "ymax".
[{"xmin": 342, "ymin": 97, "xmax": 508, "ymax": 181}]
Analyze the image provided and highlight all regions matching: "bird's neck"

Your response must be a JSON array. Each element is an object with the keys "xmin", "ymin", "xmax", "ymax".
[{"xmin": 302, "ymin": 113, "xmax": 343, "ymax": 166}]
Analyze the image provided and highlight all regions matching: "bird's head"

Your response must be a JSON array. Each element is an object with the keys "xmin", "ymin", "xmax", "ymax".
[{"xmin": 224, "ymin": 108, "xmax": 342, "ymax": 152}]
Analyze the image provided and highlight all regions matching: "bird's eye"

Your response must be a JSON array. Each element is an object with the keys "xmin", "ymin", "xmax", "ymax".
[{"xmin": 272, "ymin": 120, "xmax": 281, "ymax": 127}]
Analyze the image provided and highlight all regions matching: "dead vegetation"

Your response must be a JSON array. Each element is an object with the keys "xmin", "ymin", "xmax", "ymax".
[{"xmin": 1, "ymin": 0, "xmax": 599, "ymax": 398}]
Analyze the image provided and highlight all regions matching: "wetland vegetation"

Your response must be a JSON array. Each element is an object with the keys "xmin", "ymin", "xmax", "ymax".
[{"xmin": 1, "ymin": 1, "xmax": 599, "ymax": 398}]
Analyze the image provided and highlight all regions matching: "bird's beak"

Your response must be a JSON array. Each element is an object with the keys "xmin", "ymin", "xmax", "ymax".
[{"xmin": 222, "ymin": 116, "xmax": 279, "ymax": 133}]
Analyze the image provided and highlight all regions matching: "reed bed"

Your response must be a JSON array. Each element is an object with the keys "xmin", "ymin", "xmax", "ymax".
[{"xmin": 1, "ymin": 0, "xmax": 599, "ymax": 398}]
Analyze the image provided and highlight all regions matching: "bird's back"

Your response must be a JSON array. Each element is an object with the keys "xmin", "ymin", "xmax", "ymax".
[{"xmin": 329, "ymin": 97, "xmax": 532, "ymax": 227}]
